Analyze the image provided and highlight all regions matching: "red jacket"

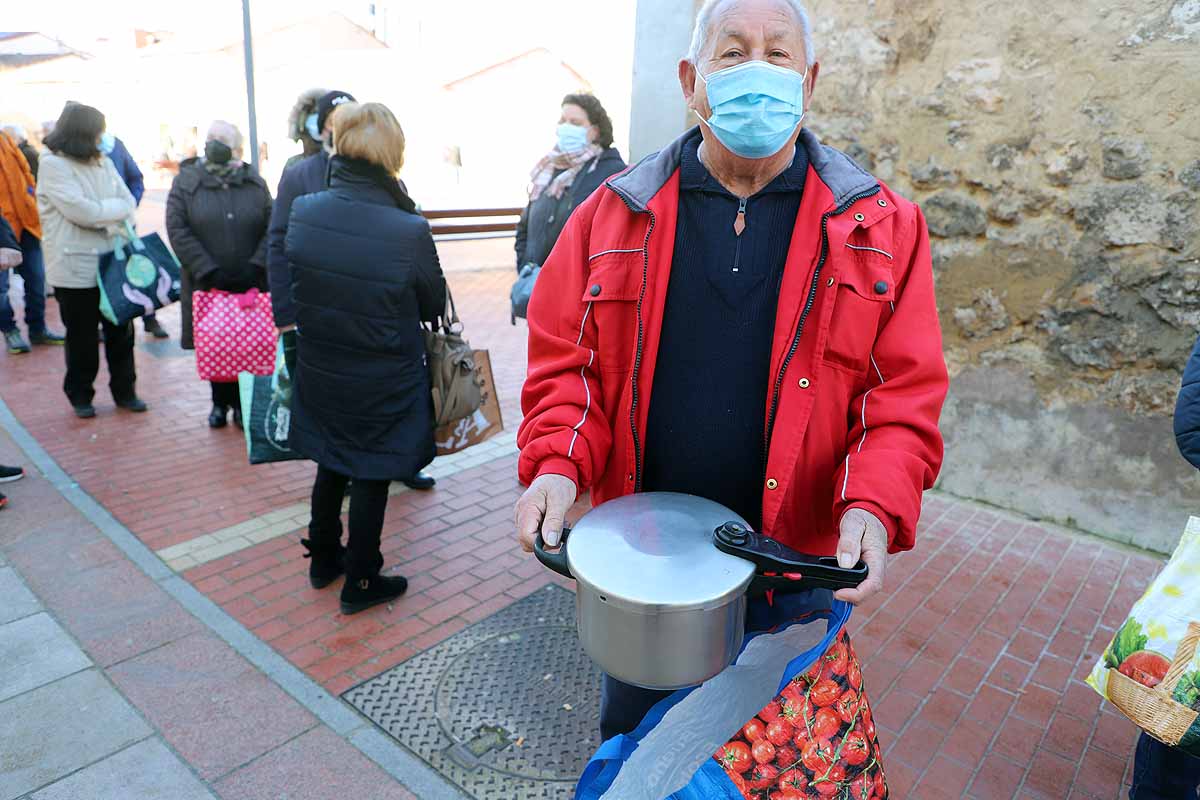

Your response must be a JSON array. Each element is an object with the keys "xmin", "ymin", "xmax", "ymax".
[{"xmin": 518, "ymin": 128, "xmax": 948, "ymax": 555}]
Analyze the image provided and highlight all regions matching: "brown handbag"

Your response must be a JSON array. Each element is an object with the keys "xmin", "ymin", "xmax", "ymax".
[{"xmin": 423, "ymin": 286, "xmax": 483, "ymax": 428}]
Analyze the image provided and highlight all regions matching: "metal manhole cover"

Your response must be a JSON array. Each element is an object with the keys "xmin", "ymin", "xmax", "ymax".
[{"xmin": 344, "ymin": 585, "xmax": 602, "ymax": 799}]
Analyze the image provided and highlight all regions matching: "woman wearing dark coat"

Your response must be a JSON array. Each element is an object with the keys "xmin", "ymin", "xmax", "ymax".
[
  {"xmin": 514, "ymin": 92, "xmax": 626, "ymax": 271},
  {"xmin": 285, "ymin": 102, "xmax": 446, "ymax": 615},
  {"xmin": 165, "ymin": 120, "xmax": 272, "ymax": 429}
]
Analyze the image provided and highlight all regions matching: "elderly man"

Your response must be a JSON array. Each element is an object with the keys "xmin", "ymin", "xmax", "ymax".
[{"xmin": 515, "ymin": 0, "xmax": 949, "ymax": 739}]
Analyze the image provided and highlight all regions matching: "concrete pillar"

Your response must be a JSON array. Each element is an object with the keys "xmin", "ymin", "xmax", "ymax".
[{"xmin": 627, "ymin": 0, "xmax": 699, "ymax": 161}]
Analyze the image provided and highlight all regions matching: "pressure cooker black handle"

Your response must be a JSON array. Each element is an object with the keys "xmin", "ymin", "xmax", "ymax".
[
  {"xmin": 713, "ymin": 522, "xmax": 868, "ymax": 593},
  {"xmin": 534, "ymin": 525, "xmax": 573, "ymax": 580}
]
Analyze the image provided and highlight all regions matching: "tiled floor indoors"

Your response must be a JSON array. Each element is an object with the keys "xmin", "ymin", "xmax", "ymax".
[{"xmin": 0, "ymin": 231, "xmax": 1172, "ymax": 798}]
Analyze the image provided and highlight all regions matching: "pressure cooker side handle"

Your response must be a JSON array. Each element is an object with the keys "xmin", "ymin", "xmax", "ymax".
[{"xmin": 533, "ymin": 525, "xmax": 574, "ymax": 580}]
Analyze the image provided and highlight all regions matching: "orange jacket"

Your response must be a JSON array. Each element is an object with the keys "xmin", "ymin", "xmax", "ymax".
[{"xmin": 0, "ymin": 131, "xmax": 40, "ymax": 240}]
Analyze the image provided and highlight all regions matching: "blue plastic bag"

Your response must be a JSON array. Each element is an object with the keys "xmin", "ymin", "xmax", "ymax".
[{"xmin": 576, "ymin": 591, "xmax": 853, "ymax": 800}]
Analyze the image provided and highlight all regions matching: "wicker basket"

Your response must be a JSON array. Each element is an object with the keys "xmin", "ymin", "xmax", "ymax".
[{"xmin": 1107, "ymin": 621, "xmax": 1200, "ymax": 748}]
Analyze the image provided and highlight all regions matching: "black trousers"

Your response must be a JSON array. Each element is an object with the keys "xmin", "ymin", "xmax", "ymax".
[
  {"xmin": 54, "ymin": 286, "xmax": 136, "ymax": 406},
  {"xmin": 211, "ymin": 381, "xmax": 239, "ymax": 407},
  {"xmin": 308, "ymin": 465, "xmax": 389, "ymax": 581}
]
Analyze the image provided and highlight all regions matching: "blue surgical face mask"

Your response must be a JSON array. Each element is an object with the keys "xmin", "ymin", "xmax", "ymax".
[
  {"xmin": 697, "ymin": 60, "xmax": 807, "ymax": 159},
  {"xmin": 304, "ymin": 112, "xmax": 320, "ymax": 141},
  {"xmin": 99, "ymin": 132, "xmax": 115, "ymax": 155},
  {"xmin": 556, "ymin": 122, "xmax": 589, "ymax": 153}
]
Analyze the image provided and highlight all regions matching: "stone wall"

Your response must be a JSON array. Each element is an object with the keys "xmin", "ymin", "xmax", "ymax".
[{"xmin": 804, "ymin": 0, "xmax": 1200, "ymax": 551}]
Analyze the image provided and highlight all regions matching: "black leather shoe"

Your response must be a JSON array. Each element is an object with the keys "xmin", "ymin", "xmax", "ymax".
[
  {"xmin": 116, "ymin": 397, "xmax": 149, "ymax": 413},
  {"xmin": 403, "ymin": 470, "xmax": 436, "ymax": 491},
  {"xmin": 232, "ymin": 408, "xmax": 243, "ymax": 430},
  {"xmin": 72, "ymin": 403, "xmax": 96, "ymax": 419},
  {"xmin": 340, "ymin": 573, "xmax": 408, "ymax": 615},
  {"xmin": 301, "ymin": 538, "xmax": 345, "ymax": 589},
  {"xmin": 208, "ymin": 405, "xmax": 228, "ymax": 429}
]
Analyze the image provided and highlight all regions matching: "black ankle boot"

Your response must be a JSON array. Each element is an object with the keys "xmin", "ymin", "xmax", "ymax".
[
  {"xmin": 208, "ymin": 404, "xmax": 228, "ymax": 429},
  {"xmin": 300, "ymin": 538, "xmax": 345, "ymax": 589},
  {"xmin": 340, "ymin": 573, "xmax": 408, "ymax": 615}
]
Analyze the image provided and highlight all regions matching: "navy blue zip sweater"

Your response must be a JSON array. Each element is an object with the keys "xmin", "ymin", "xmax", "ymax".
[{"xmin": 642, "ymin": 131, "xmax": 808, "ymax": 531}]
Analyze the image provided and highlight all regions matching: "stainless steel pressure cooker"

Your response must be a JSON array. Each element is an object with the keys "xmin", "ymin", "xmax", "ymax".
[{"xmin": 534, "ymin": 492, "xmax": 867, "ymax": 690}]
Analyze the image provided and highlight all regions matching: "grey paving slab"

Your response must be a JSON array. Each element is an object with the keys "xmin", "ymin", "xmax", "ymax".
[
  {"xmin": 0, "ymin": 567, "xmax": 40, "ymax": 624},
  {"xmin": 0, "ymin": 613, "xmax": 91, "ymax": 702},
  {"xmin": 214, "ymin": 728, "xmax": 418, "ymax": 800},
  {"xmin": 107, "ymin": 633, "xmax": 316, "ymax": 781},
  {"xmin": 0, "ymin": 669, "xmax": 152, "ymax": 799},
  {"xmin": 29, "ymin": 739, "xmax": 215, "ymax": 800}
]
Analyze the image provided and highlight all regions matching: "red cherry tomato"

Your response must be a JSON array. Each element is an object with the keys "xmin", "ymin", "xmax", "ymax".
[
  {"xmin": 810, "ymin": 679, "xmax": 841, "ymax": 707},
  {"xmin": 748, "ymin": 762, "xmax": 779, "ymax": 790},
  {"xmin": 812, "ymin": 707, "xmax": 842, "ymax": 740},
  {"xmin": 847, "ymin": 657, "xmax": 862, "ymax": 690},
  {"xmin": 766, "ymin": 718, "xmax": 794, "ymax": 746},
  {"xmin": 801, "ymin": 737, "xmax": 834, "ymax": 774},
  {"xmin": 813, "ymin": 764, "xmax": 846, "ymax": 797},
  {"xmin": 847, "ymin": 773, "xmax": 873, "ymax": 800},
  {"xmin": 743, "ymin": 717, "xmax": 766, "ymax": 742},
  {"xmin": 792, "ymin": 726, "xmax": 810, "ymax": 752},
  {"xmin": 822, "ymin": 641, "xmax": 849, "ymax": 676},
  {"xmin": 843, "ymin": 730, "xmax": 871, "ymax": 766},
  {"xmin": 773, "ymin": 743, "xmax": 800, "ymax": 770},
  {"xmin": 836, "ymin": 689, "xmax": 861, "ymax": 725},
  {"xmin": 863, "ymin": 712, "xmax": 877, "ymax": 742},
  {"xmin": 716, "ymin": 741, "xmax": 752, "ymax": 774},
  {"xmin": 778, "ymin": 767, "xmax": 806, "ymax": 791},
  {"xmin": 752, "ymin": 737, "xmax": 777, "ymax": 765}
]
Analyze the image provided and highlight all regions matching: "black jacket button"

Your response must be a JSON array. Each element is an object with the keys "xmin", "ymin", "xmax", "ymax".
[
  {"xmin": 590, "ymin": 284, "xmax": 601, "ymax": 297},
  {"xmin": 874, "ymin": 281, "xmax": 889, "ymax": 295}
]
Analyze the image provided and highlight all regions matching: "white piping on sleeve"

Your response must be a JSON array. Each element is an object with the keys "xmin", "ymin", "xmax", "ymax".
[
  {"xmin": 567, "ymin": 304, "xmax": 594, "ymax": 459},
  {"xmin": 588, "ymin": 248, "xmax": 643, "ymax": 261}
]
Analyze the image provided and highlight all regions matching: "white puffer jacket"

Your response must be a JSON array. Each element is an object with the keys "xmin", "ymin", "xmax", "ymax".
[{"xmin": 37, "ymin": 152, "xmax": 135, "ymax": 289}]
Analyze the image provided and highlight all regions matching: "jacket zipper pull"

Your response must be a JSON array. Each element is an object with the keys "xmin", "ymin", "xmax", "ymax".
[{"xmin": 733, "ymin": 197, "xmax": 747, "ymax": 237}]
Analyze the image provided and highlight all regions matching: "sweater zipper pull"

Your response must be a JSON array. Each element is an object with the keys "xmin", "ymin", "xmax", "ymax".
[{"xmin": 733, "ymin": 197, "xmax": 747, "ymax": 237}]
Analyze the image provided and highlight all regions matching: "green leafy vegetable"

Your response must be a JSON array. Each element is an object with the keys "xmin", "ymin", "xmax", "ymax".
[
  {"xmin": 1173, "ymin": 671, "xmax": 1200, "ymax": 710},
  {"xmin": 1106, "ymin": 619, "xmax": 1149, "ymax": 669}
]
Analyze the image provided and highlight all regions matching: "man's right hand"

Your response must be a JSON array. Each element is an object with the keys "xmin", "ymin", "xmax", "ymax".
[
  {"xmin": 277, "ymin": 324, "xmax": 297, "ymax": 334},
  {"xmin": 0, "ymin": 248, "xmax": 22, "ymax": 270},
  {"xmin": 515, "ymin": 473, "xmax": 577, "ymax": 553}
]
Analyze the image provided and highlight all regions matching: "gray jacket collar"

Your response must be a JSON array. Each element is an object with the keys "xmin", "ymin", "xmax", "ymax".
[{"xmin": 608, "ymin": 126, "xmax": 879, "ymax": 212}]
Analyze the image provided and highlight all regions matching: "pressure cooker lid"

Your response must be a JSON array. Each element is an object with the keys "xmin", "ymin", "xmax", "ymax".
[{"xmin": 565, "ymin": 492, "xmax": 756, "ymax": 611}]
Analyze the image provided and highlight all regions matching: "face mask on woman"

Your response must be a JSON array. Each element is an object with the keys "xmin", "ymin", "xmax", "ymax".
[
  {"xmin": 99, "ymin": 132, "xmax": 115, "ymax": 155},
  {"xmin": 556, "ymin": 123, "xmax": 590, "ymax": 153},
  {"xmin": 304, "ymin": 112, "xmax": 321, "ymax": 141},
  {"xmin": 205, "ymin": 139, "xmax": 233, "ymax": 165}
]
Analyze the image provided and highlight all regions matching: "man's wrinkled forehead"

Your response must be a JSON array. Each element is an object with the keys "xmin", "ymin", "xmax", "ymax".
[{"xmin": 708, "ymin": 0, "xmax": 805, "ymax": 48}]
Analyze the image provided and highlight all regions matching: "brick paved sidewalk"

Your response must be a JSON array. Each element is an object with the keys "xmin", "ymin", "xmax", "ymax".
[{"xmin": 0, "ymin": 235, "xmax": 1170, "ymax": 799}]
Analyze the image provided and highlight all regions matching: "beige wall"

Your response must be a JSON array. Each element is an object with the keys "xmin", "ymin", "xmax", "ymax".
[{"xmin": 631, "ymin": 0, "xmax": 1200, "ymax": 551}]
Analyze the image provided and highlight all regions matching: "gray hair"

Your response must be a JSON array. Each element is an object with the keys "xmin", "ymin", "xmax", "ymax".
[
  {"xmin": 687, "ymin": 0, "xmax": 816, "ymax": 66},
  {"xmin": 206, "ymin": 120, "xmax": 244, "ymax": 151}
]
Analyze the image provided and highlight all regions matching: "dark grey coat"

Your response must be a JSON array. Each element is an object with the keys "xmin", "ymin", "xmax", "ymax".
[{"xmin": 165, "ymin": 159, "xmax": 272, "ymax": 349}]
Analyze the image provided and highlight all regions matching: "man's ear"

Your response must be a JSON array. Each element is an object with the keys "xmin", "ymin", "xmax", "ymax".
[
  {"xmin": 805, "ymin": 61, "xmax": 821, "ymax": 109},
  {"xmin": 679, "ymin": 59, "xmax": 698, "ymax": 110}
]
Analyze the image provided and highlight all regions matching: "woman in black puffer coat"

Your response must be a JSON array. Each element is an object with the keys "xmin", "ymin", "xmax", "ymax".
[
  {"xmin": 285, "ymin": 102, "xmax": 446, "ymax": 615},
  {"xmin": 165, "ymin": 120, "xmax": 272, "ymax": 429}
]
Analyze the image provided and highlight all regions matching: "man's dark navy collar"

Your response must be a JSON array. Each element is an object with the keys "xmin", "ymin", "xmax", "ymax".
[{"xmin": 678, "ymin": 128, "xmax": 809, "ymax": 196}]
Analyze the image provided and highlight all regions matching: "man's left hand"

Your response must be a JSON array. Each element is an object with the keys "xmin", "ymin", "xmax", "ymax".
[{"xmin": 834, "ymin": 508, "xmax": 888, "ymax": 605}]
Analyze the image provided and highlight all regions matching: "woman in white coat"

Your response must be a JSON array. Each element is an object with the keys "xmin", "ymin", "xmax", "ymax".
[{"xmin": 38, "ymin": 103, "xmax": 147, "ymax": 418}]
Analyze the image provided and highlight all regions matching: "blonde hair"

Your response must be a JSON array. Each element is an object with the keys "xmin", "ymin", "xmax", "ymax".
[{"xmin": 332, "ymin": 102, "xmax": 405, "ymax": 174}]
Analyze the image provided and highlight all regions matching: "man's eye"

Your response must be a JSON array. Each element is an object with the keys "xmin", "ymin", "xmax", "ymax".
[{"xmin": 722, "ymin": 50, "xmax": 743, "ymax": 58}]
